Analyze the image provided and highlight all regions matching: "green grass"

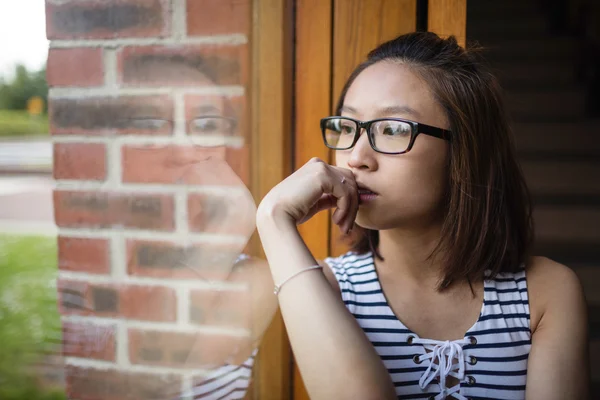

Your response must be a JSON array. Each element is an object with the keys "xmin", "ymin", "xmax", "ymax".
[
  {"xmin": 0, "ymin": 234, "xmax": 66, "ymax": 400},
  {"xmin": 0, "ymin": 110, "xmax": 49, "ymax": 138}
]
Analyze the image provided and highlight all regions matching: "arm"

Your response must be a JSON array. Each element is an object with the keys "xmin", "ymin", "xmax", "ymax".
[
  {"xmin": 256, "ymin": 209, "xmax": 396, "ymax": 400},
  {"xmin": 526, "ymin": 256, "xmax": 590, "ymax": 399},
  {"xmin": 211, "ymin": 256, "xmax": 279, "ymax": 364}
]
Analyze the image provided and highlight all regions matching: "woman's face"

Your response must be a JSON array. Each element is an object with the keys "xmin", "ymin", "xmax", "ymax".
[{"xmin": 335, "ymin": 61, "xmax": 450, "ymax": 231}]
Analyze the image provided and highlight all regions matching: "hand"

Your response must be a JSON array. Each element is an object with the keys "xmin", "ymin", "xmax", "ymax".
[{"xmin": 257, "ymin": 157, "xmax": 359, "ymax": 234}]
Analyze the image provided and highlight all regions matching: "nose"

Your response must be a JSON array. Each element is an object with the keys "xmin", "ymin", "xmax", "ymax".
[{"xmin": 345, "ymin": 128, "xmax": 378, "ymax": 171}]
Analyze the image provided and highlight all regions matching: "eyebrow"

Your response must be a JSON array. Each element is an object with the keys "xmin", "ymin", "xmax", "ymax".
[
  {"xmin": 192, "ymin": 105, "xmax": 223, "ymax": 115},
  {"xmin": 340, "ymin": 105, "xmax": 422, "ymax": 119}
]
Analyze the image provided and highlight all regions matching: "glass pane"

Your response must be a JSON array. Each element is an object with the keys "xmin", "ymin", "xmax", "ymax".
[{"xmin": 0, "ymin": 1, "xmax": 262, "ymax": 399}]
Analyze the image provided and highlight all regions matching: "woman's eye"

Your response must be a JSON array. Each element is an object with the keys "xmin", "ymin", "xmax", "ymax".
[
  {"xmin": 192, "ymin": 118, "xmax": 218, "ymax": 133},
  {"xmin": 383, "ymin": 124, "xmax": 410, "ymax": 136},
  {"xmin": 341, "ymin": 125, "xmax": 354, "ymax": 134},
  {"xmin": 190, "ymin": 117, "xmax": 236, "ymax": 135}
]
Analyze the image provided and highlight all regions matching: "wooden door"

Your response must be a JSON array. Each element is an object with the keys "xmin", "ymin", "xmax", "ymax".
[{"xmin": 251, "ymin": 0, "xmax": 467, "ymax": 398}]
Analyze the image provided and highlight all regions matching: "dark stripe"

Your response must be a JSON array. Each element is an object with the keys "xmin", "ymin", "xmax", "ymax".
[
  {"xmin": 373, "ymin": 341, "xmax": 418, "ymax": 347},
  {"xmin": 194, "ymin": 372, "xmax": 249, "ymax": 399},
  {"xmin": 381, "ymin": 354, "xmax": 416, "ymax": 361},
  {"xmin": 240, "ymin": 361, "xmax": 254, "ymax": 370},
  {"xmin": 484, "ymin": 299, "xmax": 529, "ymax": 306},
  {"xmin": 363, "ymin": 327, "xmax": 412, "ymax": 334},
  {"xmin": 477, "ymin": 313, "xmax": 530, "ymax": 322},
  {"xmin": 388, "ymin": 366, "xmax": 428, "ymax": 374},
  {"xmin": 470, "ymin": 382, "xmax": 527, "ymax": 391},
  {"xmin": 468, "ymin": 326, "xmax": 531, "ymax": 336},
  {"xmin": 345, "ymin": 300, "xmax": 389, "ymax": 307},
  {"xmin": 468, "ymin": 369, "xmax": 528, "ymax": 376},
  {"xmin": 338, "ymin": 277, "xmax": 379, "ymax": 285},
  {"xmin": 336, "ymin": 254, "xmax": 374, "ymax": 269},
  {"xmin": 464, "ymin": 339, "xmax": 531, "ymax": 350},
  {"xmin": 355, "ymin": 314, "xmax": 399, "ymax": 320},
  {"xmin": 485, "ymin": 287, "xmax": 528, "ymax": 294},
  {"xmin": 330, "ymin": 262, "xmax": 373, "ymax": 273},
  {"xmin": 345, "ymin": 268, "xmax": 377, "ymax": 277},
  {"xmin": 393, "ymin": 379, "xmax": 420, "ymax": 387},
  {"xmin": 340, "ymin": 252, "xmax": 373, "ymax": 262},
  {"xmin": 343, "ymin": 262, "xmax": 375, "ymax": 271},
  {"xmin": 474, "ymin": 353, "xmax": 530, "ymax": 362},
  {"xmin": 398, "ymin": 393, "xmax": 439, "ymax": 399},
  {"xmin": 493, "ymin": 277, "xmax": 526, "ymax": 283},
  {"xmin": 341, "ymin": 288, "xmax": 382, "ymax": 295},
  {"xmin": 195, "ymin": 365, "xmax": 246, "ymax": 388}
]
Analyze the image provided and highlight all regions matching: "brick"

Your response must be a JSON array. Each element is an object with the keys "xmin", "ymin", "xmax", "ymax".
[
  {"xmin": 47, "ymin": 48, "xmax": 104, "ymax": 87},
  {"xmin": 62, "ymin": 321, "xmax": 117, "ymax": 361},
  {"xmin": 187, "ymin": 0, "xmax": 251, "ymax": 36},
  {"xmin": 53, "ymin": 190, "xmax": 175, "ymax": 231},
  {"xmin": 46, "ymin": 0, "xmax": 170, "ymax": 40},
  {"xmin": 58, "ymin": 236, "xmax": 110, "ymax": 275},
  {"xmin": 58, "ymin": 279, "xmax": 177, "ymax": 322},
  {"xmin": 128, "ymin": 329, "xmax": 251, "ymax": 368},
  {"xmin": 65, "ymin": 366, "xmax": 181, "ymax": 400},
  {"xmin": 185, "ymin": 94, "xmax": 248, "ymax": 139},
  {"xmin": 53, "ymin": 143, "xmax": 107, "ymax": 181},
  {"xmin": 126, "ymin": 240, "xmax": 243, "ymax": 281},
  {"xmin": 118, "ymin": 44, "xmax": 249, "ymax": 87},
  {"xmin": 49, "ymin": 96, "xmax": 174, "ymax": 136},
  {"xmin": 122, "ymin": 144, "xmax": 250, "ymax": 186},
  {"xmin": 189, "ymin": 289, "xmax": 251, "ymax": 330},
  {"xmin": 187, "ymin": 191, "xmax": 256, "ymax": 236}
]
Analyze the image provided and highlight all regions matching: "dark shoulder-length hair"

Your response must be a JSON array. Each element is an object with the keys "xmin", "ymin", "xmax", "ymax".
[{"xmin": 338, "ymin": 32, "xmax": 534, "ymax": 290}]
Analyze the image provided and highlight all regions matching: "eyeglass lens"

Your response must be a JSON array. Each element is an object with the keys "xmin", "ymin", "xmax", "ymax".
[{"xmin": 323, "ymin": 117, "xmax": 413, "ymax": 153}]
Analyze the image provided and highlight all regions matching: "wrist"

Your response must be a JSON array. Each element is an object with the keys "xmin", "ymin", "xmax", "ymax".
[{"xmin": 256, "ymin": 200, "xmax": 295, "ymax": 231}]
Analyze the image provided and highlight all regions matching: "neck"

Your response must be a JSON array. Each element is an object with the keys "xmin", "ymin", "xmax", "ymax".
[{"xmin": 376, "ymin": 222, "xmax": 446, "ymax": 287}]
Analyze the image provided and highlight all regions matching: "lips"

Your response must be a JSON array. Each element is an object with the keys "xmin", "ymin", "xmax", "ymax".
[{"xmin": 356, "ymin": 183, "xmax": 378, "ymax": 195}]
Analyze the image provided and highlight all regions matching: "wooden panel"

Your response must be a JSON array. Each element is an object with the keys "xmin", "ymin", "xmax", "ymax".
[
  {"xmin": 296, "ymin": 0, "xmax": 334, "ymax": 261},
  {"xmin": 332, "ymin": 0, "xmax": 418, "ymax": 104},
  {"xmin": 293, "ymin": 1, "xmax": 334, "ymax": 399},
  {"xmin": 428, "ymin": 0, "xmax": 467, "ymax": 47},
  {"xmin": 250, "ymin": 0, "xmax": 294, "ymax": 398},
  {"xmin": 329, "ymin": 0, "xmax": 417, "ymax": 257}
]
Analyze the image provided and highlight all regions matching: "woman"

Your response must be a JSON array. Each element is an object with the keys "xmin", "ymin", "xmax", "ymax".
[{"xmin": 256, "ymin": 32, "xmax": 589, "ymax": 399}]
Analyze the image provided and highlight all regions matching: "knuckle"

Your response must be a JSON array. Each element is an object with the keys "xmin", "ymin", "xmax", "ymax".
[{"xmin": 312, "ymin": 160, "xmax": 329, "ymax": 175}]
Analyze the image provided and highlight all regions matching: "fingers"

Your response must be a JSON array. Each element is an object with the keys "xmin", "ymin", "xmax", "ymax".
[{"xmin": 325, "ymin": 169, "xmax": 358, "ymax": 234}]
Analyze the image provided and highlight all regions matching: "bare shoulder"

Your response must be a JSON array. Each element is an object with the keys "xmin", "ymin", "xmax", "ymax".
[{"xmin": 526, "ymin": 256, "xmax": 587, "ymax": 334}]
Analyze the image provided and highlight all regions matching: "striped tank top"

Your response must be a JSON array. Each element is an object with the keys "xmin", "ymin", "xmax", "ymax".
[
  {"xmin": 325, "ymin": 251, "xmax": 531, "ymax": 400},
  {"xmin": 187, "ymin": 349, "xmax": 257, "ymax": 400}
]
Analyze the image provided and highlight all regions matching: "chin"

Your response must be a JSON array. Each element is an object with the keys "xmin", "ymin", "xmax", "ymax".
[
  {"xmin": 354, "ymin": 212, "xmax": 399, "ymax": 231},
  {"xmin": 355, "ymin": 208, "xmax": 442, "ymax": 232}
]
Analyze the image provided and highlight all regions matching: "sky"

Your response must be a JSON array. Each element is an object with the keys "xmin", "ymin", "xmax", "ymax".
[{"xmin": 0, "ymin": 1, "xmax": 49, "ymax": 79}]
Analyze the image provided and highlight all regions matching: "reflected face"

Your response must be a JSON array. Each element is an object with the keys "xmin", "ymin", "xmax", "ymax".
[{"xmin": 335, "ymin": 61, "xmax": 450, "ymax": 230}]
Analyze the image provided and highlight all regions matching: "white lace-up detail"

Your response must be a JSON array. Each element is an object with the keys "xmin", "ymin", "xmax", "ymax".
[{"xmin": 412, "ymin": 337, "xmax": 470, "ymax": 400}]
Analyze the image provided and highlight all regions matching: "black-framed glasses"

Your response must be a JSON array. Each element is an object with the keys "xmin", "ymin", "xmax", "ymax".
[{"xmin": 320, "ymin": 116, "xmax": 452, "ymax": 154}]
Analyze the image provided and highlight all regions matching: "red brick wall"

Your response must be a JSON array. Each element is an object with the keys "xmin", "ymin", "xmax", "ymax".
[{"xmin": 46, "ymin": 0, "xmax": 254, "ymax": 398}]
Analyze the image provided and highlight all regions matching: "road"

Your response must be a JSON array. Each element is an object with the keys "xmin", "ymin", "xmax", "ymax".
[
  {"xmin": 0, "ymin": 140, "xmax": 54, "ymax": 235},
  {"xmin": 0, "ymin": 175, "xmax": 56, "ymax": 235},
  {"xmin": 0, "ymin": 140, "xmax": 52, "ymax": 172}
]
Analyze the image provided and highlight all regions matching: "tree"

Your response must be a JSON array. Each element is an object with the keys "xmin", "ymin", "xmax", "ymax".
[{"xmin": 0, "ymin": 64, "xmax": 48, "ymax": 112}]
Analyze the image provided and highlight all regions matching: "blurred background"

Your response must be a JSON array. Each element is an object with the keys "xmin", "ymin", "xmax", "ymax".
[{"xmin": 0, "ymin": 0, "xmax": 598, "ymax": 399}]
